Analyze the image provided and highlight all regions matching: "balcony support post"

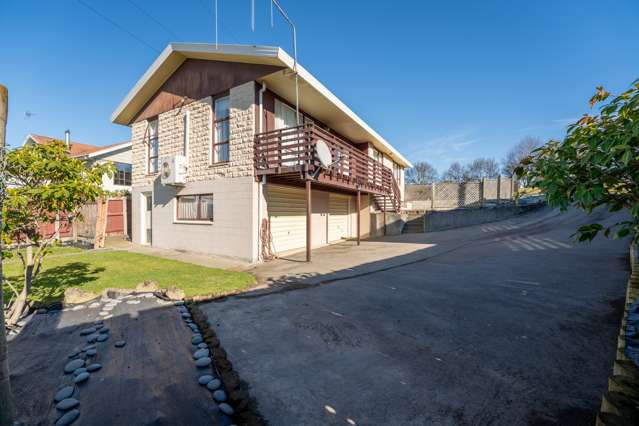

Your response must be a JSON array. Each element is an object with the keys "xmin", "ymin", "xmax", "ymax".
[
  {"xmin": 306, "ymin": 178, "xmax": 312, "ymax": 262},
  {"xmin": 383, "ymin": 207, "xmax": 386, "ymax": 236},
  {"xmin": 357, "ymin": 189, "xmax": 361, "ymax": 246}
]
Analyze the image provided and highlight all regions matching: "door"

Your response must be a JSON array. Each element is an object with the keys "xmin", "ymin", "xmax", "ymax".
[
  {"xmin": 328, "ymin": 194, "xmax": 350, "ymax": 242},
  {"xmin": 142, "ymin": 192, "xmax": 152, "ymax": 244},
  {"xmin": 267, "ymin": 185, "xmax": 306, "ymax": 254},
  {"xmin": 275, "ymin": 99, "xmax": 301, "ymax": 167},
  {"xmin": 311, "ymin": 191, "xmax": 328, "ymax": 248}
]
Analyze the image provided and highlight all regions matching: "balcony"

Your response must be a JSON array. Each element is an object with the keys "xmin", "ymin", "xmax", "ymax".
[{"xmin": 254, "ymin": 123, "xmax": 400, "ymax": 211}]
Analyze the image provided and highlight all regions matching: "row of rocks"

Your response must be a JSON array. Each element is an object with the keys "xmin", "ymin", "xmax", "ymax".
[
  {"xmin": 54, "ymin": 297, "xmax": 127, "ymax": 425},
  {"xmin": 178, "ymin": 302, "xmax": 238, "ymax": 423}
]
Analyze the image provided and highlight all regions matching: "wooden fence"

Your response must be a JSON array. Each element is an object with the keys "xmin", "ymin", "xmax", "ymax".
[{"xmin": 41, "ymin": 196, "xmax": 130, "ymax": 246}]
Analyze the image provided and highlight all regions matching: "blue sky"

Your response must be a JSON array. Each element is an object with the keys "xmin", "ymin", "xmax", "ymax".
[{"xmin": 1, "ymin": 0, "xmax": 638, "ymax": 173}]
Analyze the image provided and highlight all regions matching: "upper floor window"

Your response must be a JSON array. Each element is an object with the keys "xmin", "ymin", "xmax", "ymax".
[
  {"xmin": 213, "ymin": 96, "xmax": 230, "ymax": 163},
  {"xmin": 148, "ymin": 119, "xmax": 159, "ymax": 173},
  {"xmin": 393, "ymin": 162, "xmax": 402, "ymax": 182},
  {"xmin": 113, "ymin": 162, "xmax": 132, "ymax": 186},
  {"xmin": 275, "ymin": 99, "xmax": 298, "ymax": 129},
  {"xmin": 372, "ymin": 148, "xmax": 381, "ymax": 163}
]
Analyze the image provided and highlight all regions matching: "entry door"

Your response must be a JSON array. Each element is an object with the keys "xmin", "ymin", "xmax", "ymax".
[
  {"xmin": 143, "ymin": 192, "xmax": 152, "ymax": 244},
  {"xmin": 275, "ymin": 99, "xmax": 300, "ymax": 167}
]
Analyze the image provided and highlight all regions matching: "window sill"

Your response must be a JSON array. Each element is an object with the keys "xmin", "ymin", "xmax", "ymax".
[
  {"xmin": 173, "ymin": 220, "xmax": 214, "ymax": 225},
  {"xmin": 208, "ymin": 161, "xmax": 230, "ymax": 168}
]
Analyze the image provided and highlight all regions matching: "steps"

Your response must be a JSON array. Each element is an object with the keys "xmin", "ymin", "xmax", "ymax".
[{"xmin": 372, "ymin": 194, "xmax": 397, "ymax": 213}]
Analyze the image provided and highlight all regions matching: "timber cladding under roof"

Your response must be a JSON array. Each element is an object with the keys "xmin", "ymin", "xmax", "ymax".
[{"xmin": 133, "ymin": 59, "xmax": 283, "ymax": 123}]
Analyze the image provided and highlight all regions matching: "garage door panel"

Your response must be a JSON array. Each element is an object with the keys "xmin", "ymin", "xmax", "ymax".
[
  {"xmin": 328, "ymin": 194, "xmax": 349, "ymax": 242},
  {"xmin": 267, "ymin": 185, "xmax": 306, "ymax": 253}
]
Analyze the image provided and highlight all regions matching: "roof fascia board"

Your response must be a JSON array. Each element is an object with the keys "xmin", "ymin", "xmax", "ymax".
[{"xmin": 85, "ymin": 142, "xmax": 132, "ymax": 159}]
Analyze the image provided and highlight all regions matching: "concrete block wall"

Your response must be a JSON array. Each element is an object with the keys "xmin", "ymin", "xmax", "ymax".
[
  {"xmin": 129, "ymin": 81, "xmax": 259, "ymax": 261},
  {"xmin": 131, "ymin": 81, "xmax": 256, "ymax": 187}
]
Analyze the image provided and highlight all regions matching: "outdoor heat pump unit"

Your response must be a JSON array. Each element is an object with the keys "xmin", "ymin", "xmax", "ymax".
[{"xmin": 160, "ymin": 155, "xmax": 187, "ymax": 186}]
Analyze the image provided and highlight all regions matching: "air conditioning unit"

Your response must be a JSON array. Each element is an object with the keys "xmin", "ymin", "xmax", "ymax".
[{"xmin": 160, "ymin": 155, "xmax": 187, "ymax": 186}]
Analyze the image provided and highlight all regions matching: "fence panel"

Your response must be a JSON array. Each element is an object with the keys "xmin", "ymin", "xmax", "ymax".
[
  {"xmin": 77, "ymin": 203, "xmax": 97, "ymax": 240},
  {"xmin": 404, "ymin": 177, "xmax": 516, "ymax": 211}
]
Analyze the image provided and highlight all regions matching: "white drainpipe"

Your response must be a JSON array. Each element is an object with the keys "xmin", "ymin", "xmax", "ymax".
[{"xmin": 257, "ymin": 82, "xmax": 267, "ymax": 261}]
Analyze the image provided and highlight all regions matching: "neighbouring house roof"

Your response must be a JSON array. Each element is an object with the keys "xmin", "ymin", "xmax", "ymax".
[
  {"xmin": 23, "ymin": 133, "xmax": 131, "ymax": 159},
  {"xmin": 111, "ymin": 43, "xmax": 412, "ymax": 168}
]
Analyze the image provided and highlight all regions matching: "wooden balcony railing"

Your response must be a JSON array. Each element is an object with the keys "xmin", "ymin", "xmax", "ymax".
[{"xmin": 255, "ymin": 123, "xmax": 400, "ymax": 209}]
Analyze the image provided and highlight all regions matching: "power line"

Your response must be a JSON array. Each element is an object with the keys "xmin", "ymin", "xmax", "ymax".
[
  {"xmin": 194, "ymin": 0, "xmax": 242, "ymax": 44},
  {"xmin": 76, "ymin": 0, "xmax": 161, "ymax": 54},
  {"xmin": 125, "ymin": 0, "xmax": 181, "ymax": 40}
]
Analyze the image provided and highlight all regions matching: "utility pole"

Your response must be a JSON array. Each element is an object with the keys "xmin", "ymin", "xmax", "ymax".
[{"xmin": 0, "ymin": 83, "xmax": 15, "ymax": 426}]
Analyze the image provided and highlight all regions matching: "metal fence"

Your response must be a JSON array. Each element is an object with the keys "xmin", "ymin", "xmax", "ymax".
[{"xmin": 404, "ymin": 176, "xmax": 518, "ymax": 211}]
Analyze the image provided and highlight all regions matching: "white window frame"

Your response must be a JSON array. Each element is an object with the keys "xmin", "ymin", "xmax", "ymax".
[
  {"xmin": 147, "ymin": 119, "xmax": 159, "ymax": 174},
  {"xmin": 211, "ymin": 95, "xmax": 230, "ymax": 164},
  {"xmin": 183, "ymin": 110, "xmax": 190, "ymax": 165}
]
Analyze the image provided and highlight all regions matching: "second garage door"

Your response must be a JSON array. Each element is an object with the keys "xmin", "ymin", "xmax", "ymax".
[{"xmin": 328, "ymin": 193, "xmax": 350, "ymax": 242}]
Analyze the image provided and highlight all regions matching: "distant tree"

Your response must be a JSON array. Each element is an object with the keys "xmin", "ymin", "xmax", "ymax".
[
  {"xmin": 516, "ymin": 80, "xmax": 639, "ymax": 243},
  {"xmin": 503, "ymin": 136, "xmax": 541, "ymax": 182},
  {"xmin": 442, "ymin": 162, "xmax": 466, "ymax": 183},
  {"xmin": 2, "ymin": 141, "xmax": 112, "ymax": 325},
  {"xmin": 464, "ymin": 157, "xmax": 500, "ymax": 180},
  {"xmin": 406, "ymin": 161, "xmax": 438, "ymax": 184}
]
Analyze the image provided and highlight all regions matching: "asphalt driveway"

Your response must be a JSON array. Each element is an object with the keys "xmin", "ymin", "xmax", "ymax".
[{"xmin": 200, "ymin": 207, "xmax": 630, "ymax": 425}]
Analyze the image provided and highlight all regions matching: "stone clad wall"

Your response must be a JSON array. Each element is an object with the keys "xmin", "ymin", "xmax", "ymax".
[{"xmin": 130, "ymin": 81, "xmax": 256, "ymax": 187}]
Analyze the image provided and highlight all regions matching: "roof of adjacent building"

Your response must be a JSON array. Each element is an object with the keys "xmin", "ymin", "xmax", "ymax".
[
  {"xmin": 24, "ymin": 134, "xmax": 131, "ymax": 159},
  {"xmin": 111, "ymin": 43, "xmax": 412, "ymax": 168}
]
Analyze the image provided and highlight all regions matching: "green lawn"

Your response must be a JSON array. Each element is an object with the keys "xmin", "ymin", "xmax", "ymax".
[{"xmin": 3, "ymin": 249, "xmax": 256, "ymax": 305}]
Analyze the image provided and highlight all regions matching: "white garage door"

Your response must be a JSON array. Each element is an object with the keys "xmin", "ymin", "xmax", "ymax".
[
  {"xmin": 328, "ymin": 194, "xmax": 350, "ymax": 242},
  {"xmin": 267, "ymin": 184, "xmax": 307, "ymax": 254}
]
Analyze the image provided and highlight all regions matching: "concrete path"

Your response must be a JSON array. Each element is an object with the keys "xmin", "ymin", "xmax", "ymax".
[{"xmin": 200, "ymin": 207, "xmax": 630, "ymax": 425}]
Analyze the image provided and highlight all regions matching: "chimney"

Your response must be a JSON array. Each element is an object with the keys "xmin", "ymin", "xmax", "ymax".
[{"xmin": 64, "ymin": 129, "xmax": 70, "ymax": 149}]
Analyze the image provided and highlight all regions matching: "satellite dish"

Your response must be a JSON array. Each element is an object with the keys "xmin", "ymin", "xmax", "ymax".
[{"xmin": 315, "ymin": 140, "xmax": 332, "ymax": 168}]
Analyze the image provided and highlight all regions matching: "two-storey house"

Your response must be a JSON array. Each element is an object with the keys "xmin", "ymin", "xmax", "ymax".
[{"xmin": 112, "ymin": 43, "xmax": 411, "ymax": 262}]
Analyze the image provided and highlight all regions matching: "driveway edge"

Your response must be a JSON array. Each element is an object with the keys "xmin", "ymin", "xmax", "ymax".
[{"xmin": 596, "ymin": 244, "xmax": 639, "ymax": 424}]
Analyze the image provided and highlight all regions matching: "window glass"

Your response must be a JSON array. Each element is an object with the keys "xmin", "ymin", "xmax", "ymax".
[
  {"xmin": 213, "ymin": 96, "xmax": 230, "ymax": 163},
  {"xmin": 113, "ymin": 162, "xmax": 132, "ymax": 186},
  {"xmin": 176, "ymin": 194, "xmax": 214, "ymax": 221},
  {"xmin": 199, "ymin": 195, "xmax": 214, "ymax": 220},
  {"xmin": 148, "ymin": 119, "xmax": 159, "ymax": 173},
  {"xmin": 215, "ymin": 96, "xmax": 229, "ymax": 120}
]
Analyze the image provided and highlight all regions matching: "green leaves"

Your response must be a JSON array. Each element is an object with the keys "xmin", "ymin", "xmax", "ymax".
[
  {"xmin": 518, "ymin": 79, "xmax": 639, "ymax": 244},
  {"xmin": 2, "ymin": 141, "xmax": 110, "ymax": 245}
]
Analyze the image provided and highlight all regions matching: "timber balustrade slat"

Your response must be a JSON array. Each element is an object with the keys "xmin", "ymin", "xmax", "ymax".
[{"xmin": 254, "ymin": 123, "xmax": 401, "ymax": 209}]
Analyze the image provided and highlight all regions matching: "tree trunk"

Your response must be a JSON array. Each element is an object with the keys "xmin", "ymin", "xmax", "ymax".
[
  {"xmin": 7, "ymin": 246, "xmax": 33, "ymax": 326},
  {"xmin": 0, "ymin": 83, "xmax": 15, "ymax": 425}
]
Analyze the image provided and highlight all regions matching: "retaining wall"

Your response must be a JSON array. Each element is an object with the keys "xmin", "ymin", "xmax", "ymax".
[
  {"xmin": 422, "ymin": 204, "xmax": 544, "ymax": 232},
  {"xmin": 596, "ymin": 244, "xmax": 639, "ymax": 425}
]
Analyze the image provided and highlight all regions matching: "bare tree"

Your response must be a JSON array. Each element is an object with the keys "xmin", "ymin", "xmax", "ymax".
[
  {"xmin": 0, "ymin": 83, "xmax": 15, "ymax": 426},
  {"xmin": 442, "ymin": 162, "xmax": 466, "ymax": 183},
  {"xmin": 406, "ymin": 161, "xmax": 438, "ymax": 184},
  {"xmin": 502, "ymin": 136, "xmax": 541, "ymax": 178},
  {"xmin": 464, "ymin": 157, "xmax": 500, "ymax": 180}
]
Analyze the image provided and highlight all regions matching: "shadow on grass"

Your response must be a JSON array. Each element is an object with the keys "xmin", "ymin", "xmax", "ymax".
[{"xmin": 26, "ymin": 262, "xmax": 105, "ymax": 305}]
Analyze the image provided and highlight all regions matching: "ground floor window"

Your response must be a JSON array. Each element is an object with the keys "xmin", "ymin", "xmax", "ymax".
[{"xmin": 176, "ymin": 194, "xmax": 214, "ymax": 221}]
